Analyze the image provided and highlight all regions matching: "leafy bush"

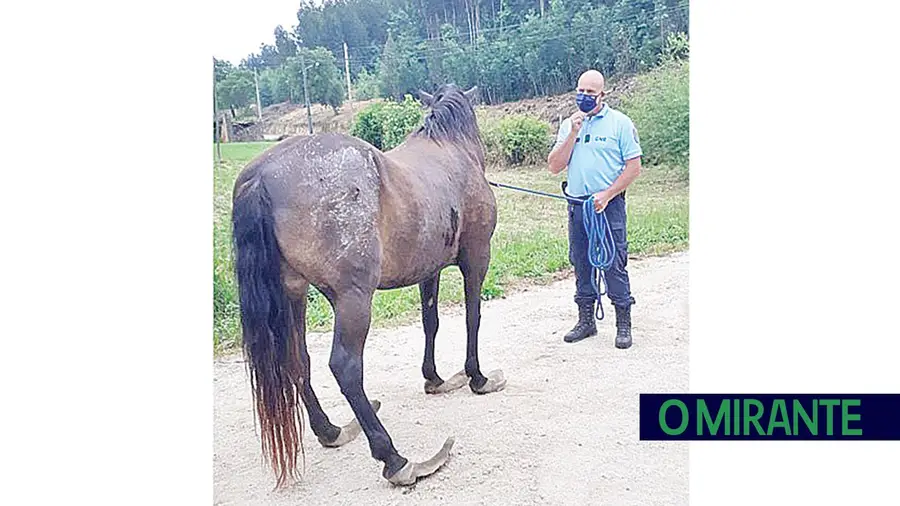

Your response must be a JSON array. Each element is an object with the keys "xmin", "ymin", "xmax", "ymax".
[
  {"xmin": 618, "ymin": 51, "xmax": 689, "ymax": 170},
  {"xmin": 480, "ymin": 115, "xmax": 551, "ymax": 166},
  {"xmin": 382, "ymin": 95, "xmax": 424, "ymax": 149},
  {"xmin": 352, "ymin": 100, "xmax": 553, "ymax": 167},
  {"xmin": 350, "ymin": 95, "xmax": 423, "ymax": 150},
  {"xmin": 351, "ymin": 102, "xmax": 387, "ymax": 149},
  {"xmin": 660, "ymin": 31, "xmax": 690, "ymax": 64},
  {"xmin": 353, "ymin": 68, "xmax": 382, "ymax": 100}
]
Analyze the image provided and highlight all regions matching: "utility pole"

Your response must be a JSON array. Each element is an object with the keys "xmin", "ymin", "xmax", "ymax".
[
  {"xmin": 213, "ymin": 57, "xmax": 221, "ymax": 162},
  {"xmin": 657, "ymin": 4, "xmax": 668, "ymax": 49},
  {"xmin": 254, "ymin": 68, "xmax": 262, "ymax": 121},
  {"xmin": 300, "ymin": 51, "xmax": 313, "ymax": 135},
  {"xmin": 343, "ymin": 42, "xmax": 353, "ymax": 113}
]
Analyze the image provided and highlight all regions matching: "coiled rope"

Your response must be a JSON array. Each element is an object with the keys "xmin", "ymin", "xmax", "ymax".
[{"xmin": 581, "ymin": 195, "xmax": 616, "ymax": 320}]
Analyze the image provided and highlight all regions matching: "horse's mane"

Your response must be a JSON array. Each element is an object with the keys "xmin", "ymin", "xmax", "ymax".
[{"xmin": 413, "ymin": 85, "xmax": 482, "ymax": 147}]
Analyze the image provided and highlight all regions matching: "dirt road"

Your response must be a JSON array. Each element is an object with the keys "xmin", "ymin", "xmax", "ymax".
[{"xmin": 214, "ymin": 252, "xmax": 688, "ymax": 505}]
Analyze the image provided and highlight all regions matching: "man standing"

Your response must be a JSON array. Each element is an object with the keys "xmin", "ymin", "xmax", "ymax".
[{"xmin": 547, "ymin": 69, "xmax": 643, "ymax": 348}]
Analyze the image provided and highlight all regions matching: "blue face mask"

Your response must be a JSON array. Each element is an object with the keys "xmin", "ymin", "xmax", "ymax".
[{"xmin": 575, "ymin": 92, "xmax": 599, "ymax": 113}]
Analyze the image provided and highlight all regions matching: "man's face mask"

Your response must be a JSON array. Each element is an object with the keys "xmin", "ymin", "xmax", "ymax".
[{"xmin": 575, "ymin": 92, "xmax": 600, "ymax": 113}]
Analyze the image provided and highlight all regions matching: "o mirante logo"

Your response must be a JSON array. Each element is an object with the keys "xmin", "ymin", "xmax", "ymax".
[{"xmin": 640, "ymin": 394, "xmax": 900, "ymax": 440}]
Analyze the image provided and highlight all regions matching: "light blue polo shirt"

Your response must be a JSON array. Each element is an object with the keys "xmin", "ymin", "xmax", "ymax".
[{"xmin": 554, "ymin": 103, "xmax": 642, "ymax": 196}]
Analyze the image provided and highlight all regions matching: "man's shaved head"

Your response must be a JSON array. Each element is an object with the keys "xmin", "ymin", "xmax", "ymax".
[{"xmin": 577, "ymin": 69, "xmax": 605, "ymax": 94}]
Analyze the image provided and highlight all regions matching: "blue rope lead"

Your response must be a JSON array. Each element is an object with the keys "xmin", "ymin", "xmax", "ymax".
[
  {"xmin": 582, "ymin": 196, "xmax": 616, "ymax": 320},
  {"xmin": 485, "ymin": 180, "xmax": 617, "ymax": 321}
]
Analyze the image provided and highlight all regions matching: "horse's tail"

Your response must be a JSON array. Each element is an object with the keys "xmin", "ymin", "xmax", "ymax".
[{"xmin": 231, "ymin": 172, "xmax": 303, "ymax": 488}]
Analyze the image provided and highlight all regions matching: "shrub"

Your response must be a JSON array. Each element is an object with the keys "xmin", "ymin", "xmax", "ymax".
[
  {"xmin": 353, "ymin": 68, "xmax": 382, "ymax": 101},
  {"xmin": 382, "ymin": 95, "xmax": 424, "ymax": 149},
  {"xmin": 350, "ymin": 95, "xmax": 423, "ymax": 150},
  {"xmin": 660, "ymin": 31, "xmax": 690, "ymax": 64},
  {"xmin": 350, "ymin": 102, "xmax": 386, "ymax": 149},
  {"xmin": 480, "ymin": 114, "xmax": 551, "ymax": 166},
  {"xmin": 618, "ymin": 54, "xmax": 689, "ymax": 170}
]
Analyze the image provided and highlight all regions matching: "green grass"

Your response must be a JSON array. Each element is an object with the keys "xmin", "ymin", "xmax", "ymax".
[
  {"xmin": 213, "ymin": 142, "xmax": 689, "ymax": 352},
  {"xmin": 213, "ymin": 143, "xmax": 276, "ymax": 349},
  {"xmin": 619, "ymin": 59, "xmax": 690, "ymax": 169}
]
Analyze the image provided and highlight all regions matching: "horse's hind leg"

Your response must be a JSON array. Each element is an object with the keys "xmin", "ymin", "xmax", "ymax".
[
  {"xmin": 286, "ymin": 280, "xmax": 380, "ymax": 448},
  {"xmin": 459, "ymin": 247, "xmax": 506, "ymax": 395},
  {"xmin": 329, "ymin": 287, "xmax": 454, "ymax": 485},
  {"xmin": 420, "ymin": 274, "xmax": 467, "ymax": 394}
]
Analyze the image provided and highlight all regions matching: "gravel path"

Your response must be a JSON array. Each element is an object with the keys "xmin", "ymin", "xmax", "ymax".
[{"xmin": 214, "ymin": 251, "xmax": 689, "ymax": 505}]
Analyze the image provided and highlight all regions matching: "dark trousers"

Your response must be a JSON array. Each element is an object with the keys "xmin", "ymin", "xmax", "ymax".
[{"xmin": 567, "ymin": 193, "xmax": 635, "ymax": 308}]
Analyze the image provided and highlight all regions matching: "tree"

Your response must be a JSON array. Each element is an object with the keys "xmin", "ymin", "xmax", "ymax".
[
  {"xmin": 258, "ymin": 66, "xmax": 292, "ymax": 105},
  {"xmin": 262, "ymin": 47, "xmax": 346, "ymax": 113},
  {"xmin": 353, "ymin": 67, "xmax": 382, "ymax": 100},
  {"xmin": 214, "ymin": 58, "xmax": 234, "ymax": 82},
  {"xmin": 219, "ymin": 0, "xmax": 690, "ymax": 106},
  {"xmin": 239, "ymin": 53, "xmax": 265, "ymax": 72},
  {"xmin": 216, "ymin": 69, "xmax": 255, "ymax": 111},
  {"xmin": 274, "ymin": 25, "xmax": 297, "ymax": 64},
  {"xmin": 378, "ymin": 28, "xmax": 427, "ymax": 101},
  {"xmin": 241, "ymin": 44, "xmax": 281, "ymax": 71},
  {"xmin": 299, "ymin": 47, "xmax": 346, "ymax": 114}
]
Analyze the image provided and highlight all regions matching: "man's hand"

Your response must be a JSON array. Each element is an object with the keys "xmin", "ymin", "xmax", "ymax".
[
  {"xmin": 548, "ymin": 112, "xmax": 586, "ymax": 174},
  {"xmin": 592, "ymin": 158, "xmax": 642, "ymax": 212},
  {"xmin": 592, "ymin": 189, "xmax": 612, "ymax": 213},
  {"xmin": 569, "ymin": 111, "xmax": 586, "ymax": 133}
]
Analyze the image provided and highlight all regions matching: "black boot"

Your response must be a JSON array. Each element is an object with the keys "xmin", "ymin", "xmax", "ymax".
[
  {"xmin": 564, "ymin": 301, "xmax": 597, "ymax": 343},
  {"xmin": 614, "ymin": 303, "xmax": 633, "ymax": 349}
]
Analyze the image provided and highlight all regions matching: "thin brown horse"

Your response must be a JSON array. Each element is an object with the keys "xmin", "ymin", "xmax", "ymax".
[{"xmin": 230, "ymin": 84, "xmax": 506, "ymax": 488}]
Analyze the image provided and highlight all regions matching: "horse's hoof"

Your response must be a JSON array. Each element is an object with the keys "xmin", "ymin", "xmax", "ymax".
[
  {"xmin": 471, "ymin": 369, "xmax": 506, "ymax": 394},
  {"xmin": 386, "ymin": 436, "xmax": 455, "ymax": 486},
  {"xmin": 424, "ymin": 370, "xmax": 467, "ymax": 394},
  {"xmin": 319, "ymin": 399, "xmax": 381, "ymax": 448},
  {"xmin": 424, "ymin": 378, "xmax": 443, "ymax": 394}
]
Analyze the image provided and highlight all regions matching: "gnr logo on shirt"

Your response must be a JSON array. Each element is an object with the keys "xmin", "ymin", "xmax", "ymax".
[{"xmin": 576, "ymin": 135, "xmax": 608, "ymax": 143}]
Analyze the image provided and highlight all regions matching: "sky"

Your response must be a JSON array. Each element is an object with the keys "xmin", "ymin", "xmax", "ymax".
[{"xmin": 213, "ymin": 0, "xmax": 312, "ymax": 65}]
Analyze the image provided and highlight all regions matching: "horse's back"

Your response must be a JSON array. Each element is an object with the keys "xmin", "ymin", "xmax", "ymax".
[
  {"xmin": 234, "ymin": 131, "xmax": 493, "ymax": 292},
  {"xmin": 242, "ymin": 133, "xmax": 385, "ymax": 292}
]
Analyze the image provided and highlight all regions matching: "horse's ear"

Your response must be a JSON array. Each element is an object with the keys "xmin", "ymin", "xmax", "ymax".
[
  {"xmin": 463, "ymin": 86, "xmax": 479, "ymax": 103},
  {"xmin": 418, "ymin": 90, "xmax": 434, "ymax": 106}
]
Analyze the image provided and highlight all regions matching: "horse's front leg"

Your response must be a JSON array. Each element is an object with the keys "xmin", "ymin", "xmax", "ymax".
[
  {"xmin": 329, "ymin": 288, "xmax": 454, "ymax": 485},
  {"xmin": 459, "ymin": 249, "xmax": 506, "ymax": 394},
  {"xmin": 420, "ymin": 273, "xmax": 468, "ymax": 394}
]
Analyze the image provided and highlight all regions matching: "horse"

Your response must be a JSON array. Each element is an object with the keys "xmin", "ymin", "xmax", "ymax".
[{"xmin": 230, "ymin": 83, "xmax": 507, "ymax": 488}]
